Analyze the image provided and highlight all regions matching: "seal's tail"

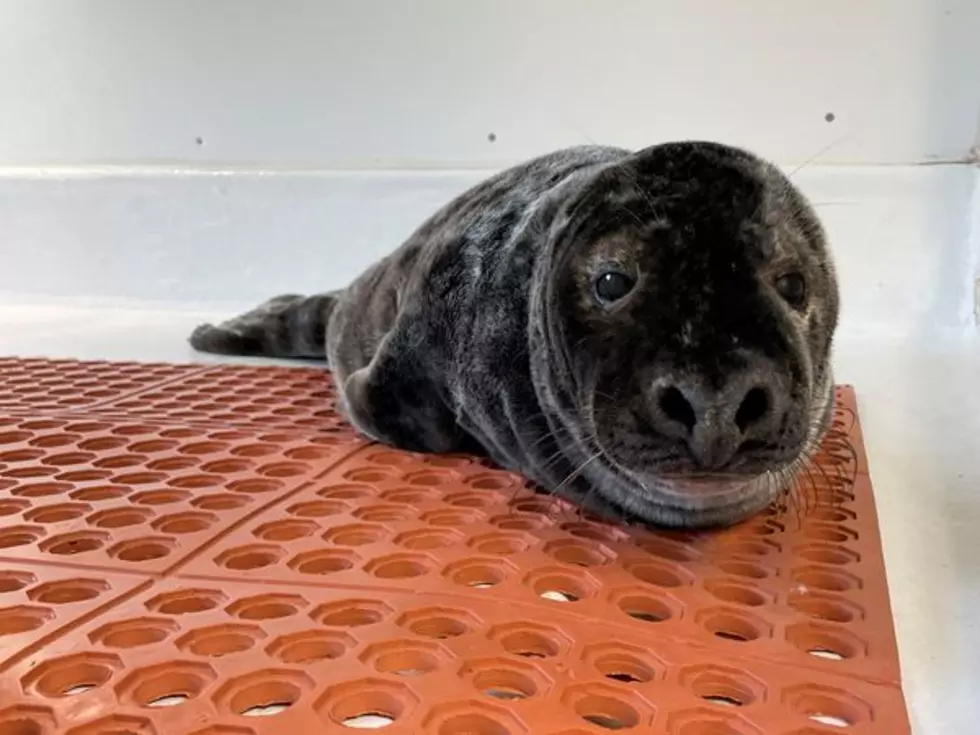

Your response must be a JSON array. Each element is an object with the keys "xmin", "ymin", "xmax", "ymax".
[{"xmin": 189, "ymin": 292, "xmax": 340, "ymax": 360}]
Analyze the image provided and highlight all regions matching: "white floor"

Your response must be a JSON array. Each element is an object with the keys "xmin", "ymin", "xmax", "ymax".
[{"xmin": 1, "ymin": 303, "xmax": 978, "ymax": 734}]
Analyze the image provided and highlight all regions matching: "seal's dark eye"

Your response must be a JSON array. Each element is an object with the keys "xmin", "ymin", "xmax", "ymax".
[
  {"xmin": 775, "ymin": 272, "xmax": 807, "ymax": 308},
  {"xmin": 594, "ymin": 271, "xmax": 635, "ymax": 304}
]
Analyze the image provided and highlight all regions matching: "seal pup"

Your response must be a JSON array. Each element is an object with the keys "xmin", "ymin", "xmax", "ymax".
[{"xmin": 190, "ymin": 141, "xmax": 839, "ymax": 529}]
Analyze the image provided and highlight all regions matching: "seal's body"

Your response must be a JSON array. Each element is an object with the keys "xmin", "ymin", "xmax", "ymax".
[{"xmin": 191, "ymin": 142, "xmax": 839, "ymax": 528}]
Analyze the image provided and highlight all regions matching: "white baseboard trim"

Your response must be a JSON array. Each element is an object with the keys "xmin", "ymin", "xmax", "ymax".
[{"xmin": 1, "ymin": 163, "xmax": 976, "ymax": 336}]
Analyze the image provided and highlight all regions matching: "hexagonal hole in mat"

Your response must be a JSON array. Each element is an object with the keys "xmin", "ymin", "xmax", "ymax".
[
  {"xmin": 460, "ymin": 657, "xmax": 552, "ymax": 700},
  {"xmin": 787, "ymin": 592, "xmax": 863, "ymax": 624},
  {"xmin": 216, "ymin": 670, "xmax": 313, "ymax": 718},
  {"xmin": 424, "ymin": 701, "xmax": 529, "ymax": 735},
  {"xmin": 0, "ymin": 606, "xmax": 55, "ymax": 636},
  {"xmin": 697, "ymin": 608, "xmax": 771, "ymax": 644},
  {"xmin": 561, "ymin": 683, "xmax": 654, "ymax": 730},
  {"xmin": 0, "ymin": 571, "xmax": 36, "ymax": 594},
  {"xmin": 524, "ymin": 566, "xmax": 598, "ymax": 602},
  {"xmin": 488, "ymin": 622, "xmax": 570, "ymax": 659},
  {"xmin": 786, "ymin": 623, "xmax": 867, "ymax": 662},
  {"xmin": 398, "ymin": 607, "xmax": 481, "ymax": 639},
  {"xmin": 109, "ymin": 537, "xmax": 176, "ymax": 563},
  {"xmin": 152, "ymin": 511, "xmax": 218, "ymax": 535},
  {"xmin": 680, "ymin": 665, "xmax": 767, "ymax": 708},
  {"xmin": 312, "ymin": 599, "xmax": 393, "ymax": 627},
  {"xmin": 783, "ymin": 684, "xmax": 873, "ymax": 728},
  {"xmin": 40, "ymin": 531, "xmax": 107, "ymax": 556},
  {"xmin": 117, "ymin": 661, "xmax": 217, "ymax": 709},
  {"xmin": 253, "ymin": 519, "xmax": 320, "ymax": 542},
  {"xmin": 317, "ymin": 678, "xmax": 418, "ymax": 730},
  {"xmin": 227, "ymin": 594, "xmax": 306, "ymax": 621},
  {"xmin": 24, "ymin": 653, "xmax": 121, "ymax": 698},
  {"xmin": 361, "ymin": 639, "xmax": 453, "ymax": 677},
  {"xmin": 612, "ymin": 589, "xmax": 676, "ymax": 624},
  {"xmin": 215, "ymin": 544, "xmax": 284, "ymax": 572},
  {"xmin": 267, "ymin": 629, "xmax": 355, "ymax": 664},
  {"xmin": 146, "ymin": 588, "xmax": 226, "ymax": 615},
  {"xmin": 0, "ymin": 526, "xmax": 44, "ymax": 550},
  {"xmin": 27, "ymin": 579, "xmax": 109, "ymax": 605},
  {"xmin": 64, "ymin": 714, "xmax": 158, "ymax": 735},
  {"xmin": 702, "ymin": 579, "xmax": 771, "ymax": 608},
  {"xmin": 392, "ymin": 527, "xmax": 462, "ymax": 550},
  {"xmin": 176, "ymin": 624, "xmax": 265, "ymax": 658},
  {"xmin": 583, "ymin": 643, "xmax": 661, "ymax": 685},
  {"xmin": 365, "ymin": 553, "xmax": 434, "ymax": 580},
  {"xmin": 0, "ymin": 705, "xmax": 56, "ymax": 735},
  {"xmin": 288, "ymin": 549, "xmax": 359, "ymax": 575},
  {"xmin": 24, "ymin": 503, "xmax": 90, "ymax": 524},
  {"xmin": 666, "ymin": 705, "xmax": 766, "ymax": 735},
  {"xmin": 443, "ymin": 558, "xmax": 514, "ymax": 589},
  {"xmin": 90, "ymin": 618, "xmax": 178, "ymax": 649}
]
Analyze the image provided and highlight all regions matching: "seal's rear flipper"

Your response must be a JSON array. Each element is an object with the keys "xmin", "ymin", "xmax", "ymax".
[{"xmin": 189, "ymin": 292, "xmax": 339, "ymax": 360}]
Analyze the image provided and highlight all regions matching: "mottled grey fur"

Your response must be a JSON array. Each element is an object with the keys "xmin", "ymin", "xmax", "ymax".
[{"xmin": 191, "ymin": 142, "xmax": 839, "ymax": 528}]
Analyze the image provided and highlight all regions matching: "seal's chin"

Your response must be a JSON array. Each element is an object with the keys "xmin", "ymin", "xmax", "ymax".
[
  {"xmin": 636, "ymin": 471, "xmax": 778, "ymax": 514},
  {"xmin": 649, "ymin": 474, "xmax": 759, "ymax": 500},
  {"xmin": 602, "ymin": 459, "xmax": 784, "ymax": 527}
]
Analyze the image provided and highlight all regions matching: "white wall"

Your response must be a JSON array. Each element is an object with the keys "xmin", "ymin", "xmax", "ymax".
[
  {"xmin": 0, "ymin": 0, "xmax": 978, "ymax": 168},
  {"xmin": 2, "ymin": 7, "xmax": 979, "ymax": 734},
  {"xmin": 0, "ymin": 0, "xmax": 978, "ymax": 333},
  {"xmin": 0, "ymin": 165, "xmax": 976, "ymax": 338}
]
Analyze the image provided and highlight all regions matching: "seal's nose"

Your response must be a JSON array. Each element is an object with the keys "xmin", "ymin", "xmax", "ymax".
[{"xmin": 647, "ymin": 360, "xmax": 787, "ymax": 470}]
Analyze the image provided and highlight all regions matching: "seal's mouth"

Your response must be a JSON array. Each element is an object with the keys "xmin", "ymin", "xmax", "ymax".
[
  {"xmin": 583, "ymin": 436, "xmax": 790, "ymax": 527},
  {"xmin": 629, "ymin": 466, "xmax": 779, "ymax": 507},
  {"xmin": 568, "ymin": 367, "xmax": 835, "ymax": 527},
  {"xmin": 650, "ymin": 474, "xmax": 759, "ymax": 499}
]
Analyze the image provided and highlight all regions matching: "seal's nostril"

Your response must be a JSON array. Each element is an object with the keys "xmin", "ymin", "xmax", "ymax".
[
  {"xmin": 659, "ymin": 387, "xmax": 696, "ymax": 431},
  {"xmin": 735, "ymin": 387, "xmax": 769, "ymax": 432}
]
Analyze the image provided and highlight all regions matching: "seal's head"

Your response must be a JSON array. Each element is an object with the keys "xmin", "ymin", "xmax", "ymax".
[{"xmin": 535, "ymin": 141, "xmax": 839, "ymax": 528}]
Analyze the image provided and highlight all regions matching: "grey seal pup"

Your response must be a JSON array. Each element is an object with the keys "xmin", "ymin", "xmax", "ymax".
[{"xmin": 190, "ymin": 141, "xmax": 839, "ymax": 529}]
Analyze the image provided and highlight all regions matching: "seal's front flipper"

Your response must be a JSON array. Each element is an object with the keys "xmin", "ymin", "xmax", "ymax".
[
  {"xmin": 189, "ymin": 292, "xmax": 339, "ymax": 360},
  {"xmin": 341, "ymin": 337, "xmax": 466, "ymax": 454}
]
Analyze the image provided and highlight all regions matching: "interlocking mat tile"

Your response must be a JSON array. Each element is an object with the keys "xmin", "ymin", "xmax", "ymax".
[
  {"xmin": 0, "ymin": 359, "xmax": 203, "ymax": 412},
  {"xmin": 0, "ymin": 359, "xmax": 909, "ymax": 734},
  {"xmin": 96, "ymin": 363, "xmax": 350, "ymax": 433}
]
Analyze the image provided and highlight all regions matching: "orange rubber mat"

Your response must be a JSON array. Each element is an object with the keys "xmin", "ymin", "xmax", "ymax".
[{"xmin": 0, "ymin": 358, "xmax": 909, "ymax": 734}]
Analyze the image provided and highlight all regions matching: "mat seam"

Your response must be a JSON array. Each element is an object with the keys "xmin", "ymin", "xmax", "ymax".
[
  {"xmin": 156, "ymin": 441, "xmax": 375, "ymax": 577},
  {"xmin": 0, "ymin": 442, "xmax": 374, "ymax": 676},
  {"xmin": 166, "ymin": 568, "xmax": 904, "ymax": 691},
  {"xmin": 84, "ymin": 365, "xmax": 216, "ymax": 410},
  {"xmin": 0, "ymin": 577, "xmax": 157, "ymax": 675}
]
